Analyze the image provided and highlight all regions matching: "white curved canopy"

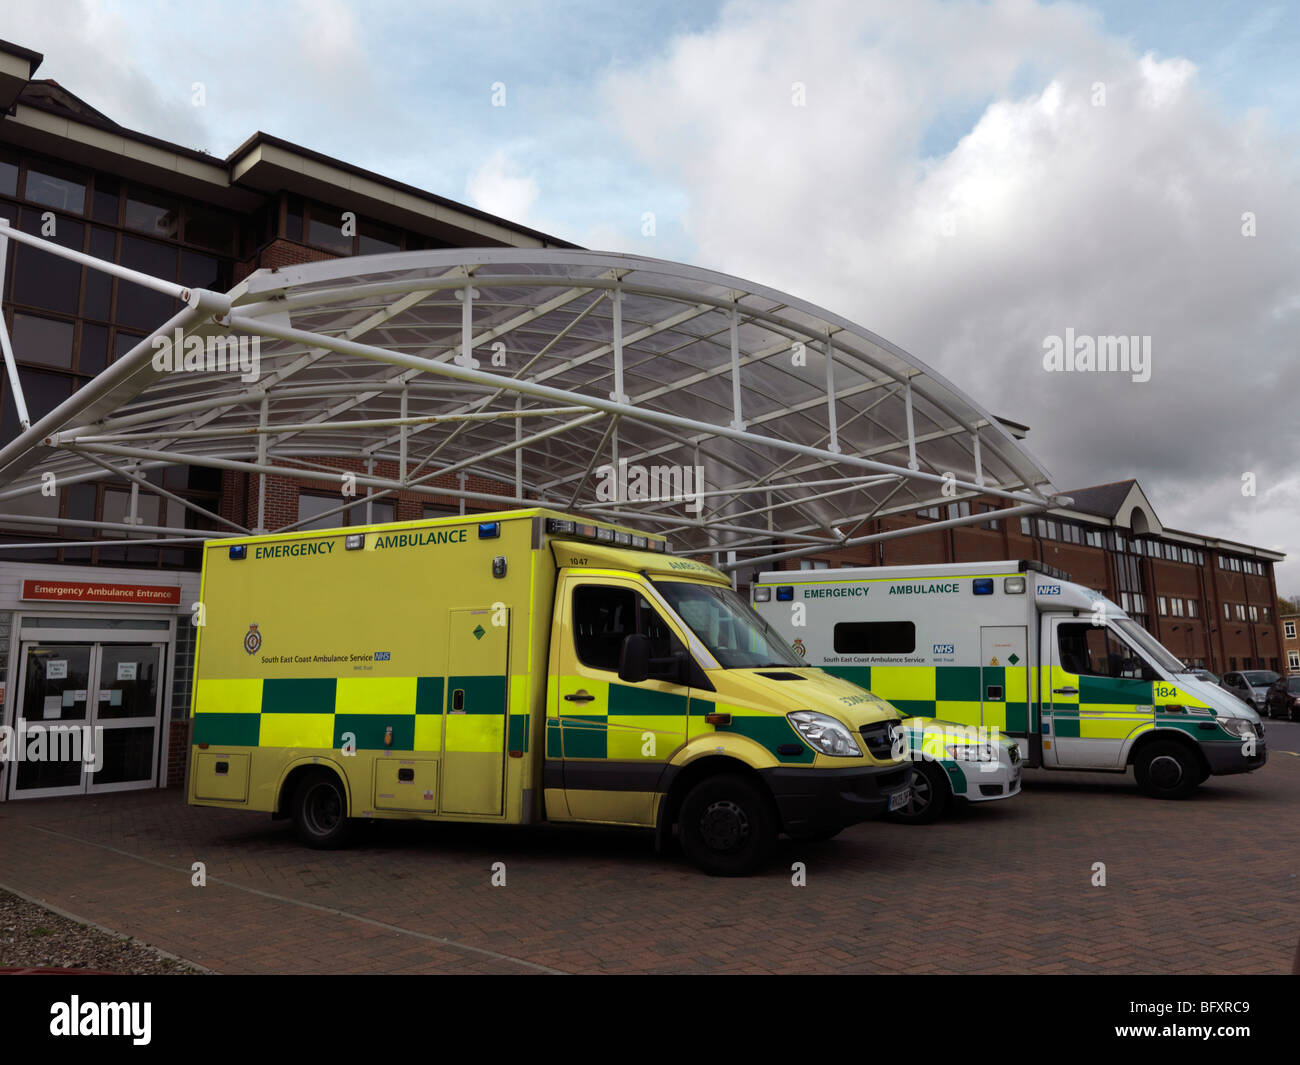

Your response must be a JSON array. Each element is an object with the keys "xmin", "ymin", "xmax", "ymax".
[{"xmin": 0, "ymin": 236, "xmax": 1063, "ymax": 567}]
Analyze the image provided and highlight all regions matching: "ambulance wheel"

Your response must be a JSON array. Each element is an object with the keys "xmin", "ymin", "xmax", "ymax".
[
  {"xmin": 293, "ymin": 770, "xmax": 356, "ymax": 848},
  {"xmin": 885, "ymin": 762, "xmax": 949, "ymax": 824},
  {"xmin": 679, "ymin": 774, "xmax": 776, "ymax": 876},
  {"xmin": 1134, "ymin": 742, "xmax": 1201, "ymax": 800}
]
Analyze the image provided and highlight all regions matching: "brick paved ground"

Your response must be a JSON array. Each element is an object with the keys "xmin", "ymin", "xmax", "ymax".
[{"xmin": 1, "ymin": 723, "xmax": 1297, "ymax": 974}]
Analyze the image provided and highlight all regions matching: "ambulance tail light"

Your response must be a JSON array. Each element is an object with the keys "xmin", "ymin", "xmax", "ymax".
[
  {"xmin": 1004, "ymin": 576, "xmax": 1026, "ymax": 594},
  {"xmin": 345, "ymin": 534, "xmax": 365, "ymax": 550},
  {"xmin": 754, "ymin": 586, "xmax": 772, "ymax": 602}
]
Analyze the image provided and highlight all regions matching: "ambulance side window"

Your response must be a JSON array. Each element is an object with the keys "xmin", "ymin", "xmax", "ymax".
[
  {"xmin": 572, "ymin": 585, "xmax": 684, "ymax": 673},
  {"xmin": 1058, "ymin": 623, "xmax": 1146, "ymax": 680}
]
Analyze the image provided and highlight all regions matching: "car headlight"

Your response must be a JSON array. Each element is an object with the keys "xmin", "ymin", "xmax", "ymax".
[
  {"xmin": 1218, "ymin": 718, "xmax": 1257, "ymax": 738},
  {"xmin": 946, "ymin": 742, "xmax": 999, "ymax": 762},
  {"xmin": 788, "ymin": 711, "xmax": 862, "ymax": 757}
]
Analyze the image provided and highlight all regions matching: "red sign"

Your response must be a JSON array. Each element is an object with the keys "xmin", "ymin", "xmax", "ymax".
[{"xmin": 21, "ymin": 580, "xmax": 182, "ymax": 606}]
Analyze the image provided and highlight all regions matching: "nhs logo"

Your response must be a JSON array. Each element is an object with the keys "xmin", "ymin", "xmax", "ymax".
[
  {"xmin": 1037, "ymin": 585, "xmax": 1061, "ymax": 596},
  {"xmin": 374, "ymin": 651, "xmax": 392, "ymax": 661},
  {"xmin": 933, "ymin": 643, "xmax": 955, "ymax": 655}
]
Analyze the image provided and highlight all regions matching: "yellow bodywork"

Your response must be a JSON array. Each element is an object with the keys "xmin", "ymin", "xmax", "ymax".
[{"xmin": 188, "ymin": 508, "xmax": 904, "ymax": 830}]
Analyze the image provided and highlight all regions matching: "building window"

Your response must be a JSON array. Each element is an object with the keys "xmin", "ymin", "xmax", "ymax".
[
  {"xmin": 24, "ymin": 161, "xmax": 87, "ymax": 214},
  {"xmin": 1262, "ymin": 607, "xmax": 1270, "ymax": 622},
  {"xmin": 918, "ymin": 505, "xmax": 940, "ymax": 520},
  {"xmin": 977, "ymin": 503, "xmax": 1001, "ymax": 530},
  {"xmin": 946, "ymin": 500, "xmax": 971, "ymax": 521},
  {"xmin": 1224, "ymin": 603, "xmax": 1231, "ymax": 620},
  {"xmin": 1171, "ymin": 598, "xmax": 1184, "ymax": 617},
  {"xmin": 1158, "ymin": 596, "xmax": 1168, "ymax": 615},
  {"xmin": 1187, "ymin": 600, "xmax": 1197, "ymax": 617},
  {"xmin": 1248, "ymin": 605, "xmax": 1259, "ymax": 622},
  {"xmin": 306, "ymin": 209, "xmax": 354, "ymax": 255},
  {"xmin": 799, "ymin": 559, "xmax": 830, "ymax": 569},
  {"xmin": 1286, "ymin": 621, "xmax": 1296, "ymax": 640},
  {"xmin": 1020, "ymin": 517, "xmax": 1031, "ymax": 535},
  {"xmin": 1236, "ymin": 604, "xmax": 1247, "ymax": 621},
  {"xmin": 1289, "ymin": 650, "xmax": 1299, "ymax": 670}
]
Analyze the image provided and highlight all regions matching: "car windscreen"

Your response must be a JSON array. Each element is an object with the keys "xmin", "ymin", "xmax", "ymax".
[
  {"xmin": 1288, "ymin": 678, "xmax": 1300, "ymax": 693},
  {"xmin": 1243, "ymin": 671, "xmax": 1279, "ymax": 685},
  {"xmin": 654, "ymin": 580, "xmax": 803, "ymax": 669}
]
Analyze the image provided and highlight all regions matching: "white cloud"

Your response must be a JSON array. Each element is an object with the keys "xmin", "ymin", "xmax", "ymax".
[
  {"xmin": 465, "ymin": 149, "xmax": 541, "ymax": 226},
  {"xmin": 602, "ymin": 0, "xmax": 1300, "ymax": 590}
]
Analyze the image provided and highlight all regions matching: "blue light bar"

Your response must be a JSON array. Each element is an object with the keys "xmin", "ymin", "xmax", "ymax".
[
  {"xmin": 229, "ymin": 545, "xmax": 247, "ymax": 560},
  {"xmin": 973, "ymin": 578, "xmax": 994, "ymax": 595},
  {"xmin": 478, "ymin": 522, "xmax": 501, "ymax": 539},
  {"xmin": 776, "ymin": 586, "xmax": 794, "ymax": 601}
]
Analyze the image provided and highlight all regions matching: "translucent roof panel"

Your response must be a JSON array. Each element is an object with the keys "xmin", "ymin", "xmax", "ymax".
[{"xmin": 0, "ymin": 247, "xmax": 1059, "ymax": 564}]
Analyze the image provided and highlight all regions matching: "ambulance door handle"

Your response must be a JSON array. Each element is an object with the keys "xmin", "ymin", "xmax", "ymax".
[
  {"xmin": 564, "ymin": 691, "xmax": 595, "ymax": 703},
  {"xmin": 1053, "ymin": 686, "xmax": 1078, "ymax": 695}
]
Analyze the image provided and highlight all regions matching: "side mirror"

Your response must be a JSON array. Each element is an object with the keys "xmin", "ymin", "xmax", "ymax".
[{"xmin": 618, "ymin": 634, "xmax": 651, "ymax": 683}]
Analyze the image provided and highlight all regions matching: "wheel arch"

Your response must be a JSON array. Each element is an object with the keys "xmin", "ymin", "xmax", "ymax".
[
  {"xmin": 277, "ymin": 756, "xmax": 354, "ymax": 818},
  {"xmin": 656, "ymin": 754, "xmax": 778, "ymax": 844},
  {"xmin": 1125, "ymin": 727, "xmax": 1210, "ymax": 776}
]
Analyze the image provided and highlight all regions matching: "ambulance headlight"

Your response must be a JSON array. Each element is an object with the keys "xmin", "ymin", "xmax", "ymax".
[
  {"xmin": 788, "ymin": 711, "xmax": 862, "ymax": 757},
  {"xmin": 1219, "ymin": 718, "xmax": 1257, "ymax": 739}
]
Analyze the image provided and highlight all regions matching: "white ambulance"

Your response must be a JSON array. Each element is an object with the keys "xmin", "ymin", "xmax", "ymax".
[{"xmin": 753, "ymin": 560, "xmax": 1266, "ymax": 799}]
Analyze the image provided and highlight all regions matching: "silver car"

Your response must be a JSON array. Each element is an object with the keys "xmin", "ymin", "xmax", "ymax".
[{"xmin": 1221, "ymin": 670, "xmax": 1279, "ymax": 713}]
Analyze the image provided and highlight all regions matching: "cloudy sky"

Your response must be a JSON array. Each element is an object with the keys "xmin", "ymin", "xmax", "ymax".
[{"xmin": 3, "ymin": 0, "xmax": 1299, "ymax": 588}]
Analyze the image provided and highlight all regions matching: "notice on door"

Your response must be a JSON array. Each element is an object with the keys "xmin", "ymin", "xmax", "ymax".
[
  {"xmin": 43, "ymin": 695, "xmax": 62, "ymax": 719},
  {"xmin": 46, "ymin": 659, "xmax": 68, "ymax": 680},
  {"xmin": 117, "ymin": 662, "xmax": 137, "ymax": 681}
]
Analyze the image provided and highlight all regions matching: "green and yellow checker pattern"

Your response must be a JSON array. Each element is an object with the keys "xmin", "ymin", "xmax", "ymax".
[
  {"xmin": 547, "ymin": 675, "xmax": 687, "ymax": 761},
  {"xmin": 193, "ymin": 674, "xmax": 531, "ymax": 753},
  {"xmin": 823, "ymin": 664, "xmax": 1032, "ymax": 734},
  {"xmin": 546, "ymin": 683, "xmax": 818, "ymax": 766}
]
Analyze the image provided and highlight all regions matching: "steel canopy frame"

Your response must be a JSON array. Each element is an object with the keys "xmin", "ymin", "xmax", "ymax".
[{"xmin": 0, "ymin": 234, "xmax": 1068, "ymax": 569}]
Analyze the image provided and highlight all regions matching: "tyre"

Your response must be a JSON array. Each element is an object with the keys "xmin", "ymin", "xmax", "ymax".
[
  {"xmin": 292, "ymin": 769, "xmax": 356, "ymax": 849},
  {"xmin": 679, "ymin": 774, "xmax": 776, "ymax": 876},
  {"xmin": 1134, "ymin": 741, "xmax": 1202, "ymax": 799},
  {"xmin": 885, "ymin": 761, "xmax": 950, "ymax": 825}
]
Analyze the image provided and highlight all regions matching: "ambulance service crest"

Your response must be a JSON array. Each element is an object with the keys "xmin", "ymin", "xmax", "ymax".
[
  {"xmin": 792, "ymin": 638, "xmax": 806, "ymax": 657},
  {"xmin": 244, "ymin": 623, "xmax": 262, "ymax": 655}
]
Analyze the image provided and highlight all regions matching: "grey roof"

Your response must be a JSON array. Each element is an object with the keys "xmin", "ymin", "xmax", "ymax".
[{"xmin": 1060, "ymin": 479, "xmax": 1138, "ymax": 518}]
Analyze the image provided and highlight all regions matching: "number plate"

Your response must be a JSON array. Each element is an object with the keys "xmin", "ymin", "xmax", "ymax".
[{"xmin": 889, "ymin": 787, "xmax": 912, "ymax": 811}]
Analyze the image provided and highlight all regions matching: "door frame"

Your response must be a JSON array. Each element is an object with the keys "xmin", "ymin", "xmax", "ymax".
[{"xmin": 6, "ymin": 627, "xmax": 170, "ymax": 800}]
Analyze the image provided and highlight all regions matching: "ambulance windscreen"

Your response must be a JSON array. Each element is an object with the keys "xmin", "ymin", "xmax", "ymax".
[{"xmin": 655, "ymin": 581, "xmax": 803, "ymax": 670}]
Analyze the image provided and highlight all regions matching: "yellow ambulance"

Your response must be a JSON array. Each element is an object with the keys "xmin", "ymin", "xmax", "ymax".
[{"xmin": 187, "ymin": 509, "xmax": 912, "ymax": 875}]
